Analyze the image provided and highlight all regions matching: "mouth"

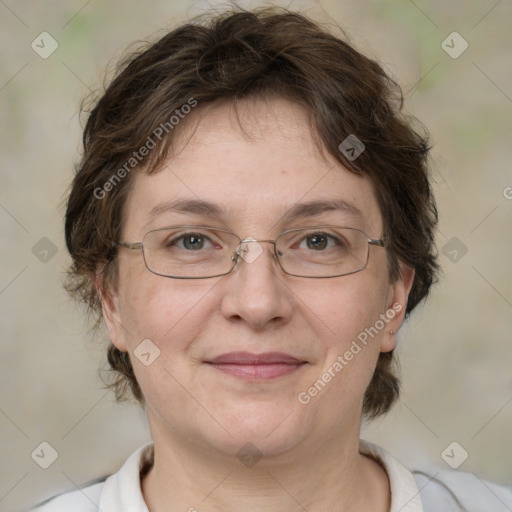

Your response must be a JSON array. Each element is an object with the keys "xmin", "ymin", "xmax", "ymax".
[{"xmin": 204, "ymin": 352, "xmax": 308, "ymax": 380}]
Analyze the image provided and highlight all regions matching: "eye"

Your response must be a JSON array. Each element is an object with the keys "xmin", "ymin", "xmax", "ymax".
[
  {"xmin": 299, "ymin": 233, "xmax": 339, "ymax": 251},
  {"xmin": 167, "ymin": 232, "xmax": 216, "ymax": 251}
]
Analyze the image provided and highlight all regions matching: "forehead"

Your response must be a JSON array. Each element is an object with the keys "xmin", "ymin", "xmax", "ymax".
[{"xmin": 123, "ymin": 98, "xmax": 383, "ymax": 236}]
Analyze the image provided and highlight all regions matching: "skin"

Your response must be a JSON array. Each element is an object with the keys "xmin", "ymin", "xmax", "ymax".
[{"xmin": 100, "ymin": 97, "xmax": 414, "ymax": 512}]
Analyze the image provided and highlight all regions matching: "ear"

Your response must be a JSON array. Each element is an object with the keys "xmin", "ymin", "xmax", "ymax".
[
  {"xmin": 379, "ymin": 263, "xmax": 415, "ymax": 353},
  {"xmin": 95, "ymin": 265, "xmax": 129, "ymax": 353}
]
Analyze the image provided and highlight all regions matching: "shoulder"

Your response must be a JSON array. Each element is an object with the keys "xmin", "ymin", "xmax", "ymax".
[
  {"xmin": 28, "ymin": 443, "xmax": 154, "ymax": 512},
  {"xmin": 412, "ymin": 468, "xmax": 512, "ymax": 512},
  {"xmin": 360, "ymin": 439, "xmax": 512, "ymax": 512},
  {"xmin": 29, "ymin": 477, "xmax": 106, "ymax": 512}
]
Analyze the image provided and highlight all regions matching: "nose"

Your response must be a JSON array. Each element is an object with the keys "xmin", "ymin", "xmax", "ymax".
[{"xmin": 220, "ymin": 239, "xmax": 294, "ymax": 330}]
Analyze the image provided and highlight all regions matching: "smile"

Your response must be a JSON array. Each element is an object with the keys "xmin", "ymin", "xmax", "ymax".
[{"xmin": 204, "ymin": 352, "xmax": 308, "ymax": 380}]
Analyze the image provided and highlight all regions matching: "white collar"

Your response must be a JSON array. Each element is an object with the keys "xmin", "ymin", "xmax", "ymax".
[
  {"xmin": 98, "ymin": 440, "xmax": 423, "ymax": 511},
  {"xmin": 99, "ymin": 442, "xmax": 152, "ymax": 512},
  {"xmin": 359, "ymin": 439, "xmax": 423, "ymax": 511}
]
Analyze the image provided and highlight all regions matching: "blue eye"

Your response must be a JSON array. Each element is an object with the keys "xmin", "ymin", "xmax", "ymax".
[{"xmin": 165, "ymin": 233, "xmax": 215, "ymax": 251}]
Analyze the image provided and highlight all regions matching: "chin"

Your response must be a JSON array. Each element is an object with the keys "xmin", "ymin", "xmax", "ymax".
[{"xmin": 194, "ymin": 401, "xmax": 314, "ymax": 461}]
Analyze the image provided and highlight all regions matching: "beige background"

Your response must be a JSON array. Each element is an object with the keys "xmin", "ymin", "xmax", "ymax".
[{"xmin": 0, "ymin": 0, "xmax": 511, "ymax": 510}]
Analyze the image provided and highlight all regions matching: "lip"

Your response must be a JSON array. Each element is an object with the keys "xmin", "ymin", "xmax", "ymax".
[
  {"xmin": 206, "ymin": 352, "xmax": 304, "ymax": 365},
  {"xmin": 205, "ymin": 352, "xmax": 307, "ymax": 380}
]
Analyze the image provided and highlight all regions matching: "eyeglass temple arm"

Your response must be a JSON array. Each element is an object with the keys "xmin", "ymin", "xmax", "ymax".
[
  {"xmin": 368, "ymin": 237, "xmax": 386, "ymax": 247},
  {"xmin": 114, "ymin": 242, "xmax": 143, "ymax": 250}
]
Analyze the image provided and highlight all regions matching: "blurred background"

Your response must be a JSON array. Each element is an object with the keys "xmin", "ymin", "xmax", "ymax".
[{"xmin": 0, "ymin": 0, "xmax": 511, "ymax": 510}]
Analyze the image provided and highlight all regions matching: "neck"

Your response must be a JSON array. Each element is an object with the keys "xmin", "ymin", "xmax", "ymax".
[{"xmin": 141, "ymin": 423, "xmax": 390, "ymax": 512}]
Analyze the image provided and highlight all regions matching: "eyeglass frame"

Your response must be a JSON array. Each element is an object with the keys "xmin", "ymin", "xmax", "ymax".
[{"xmin": 113, "ymin": 225, "xmax": 387, "ymax": 279}]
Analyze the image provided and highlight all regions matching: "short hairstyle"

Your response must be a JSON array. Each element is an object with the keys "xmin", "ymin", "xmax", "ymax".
[{"xmin": 64, "ymin": 6, "xmax": 438, "ymax": 419}]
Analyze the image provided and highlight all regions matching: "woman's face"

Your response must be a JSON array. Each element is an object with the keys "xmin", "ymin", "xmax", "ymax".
[{"xmin": 102, "ymin": 98, "xmax": 413, "ymax": 458}]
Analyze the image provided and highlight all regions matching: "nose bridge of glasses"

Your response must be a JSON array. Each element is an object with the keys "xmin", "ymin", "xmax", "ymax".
[{"xmin": 235, "ymin": 237, "xmax": 277, "ymax": 264}]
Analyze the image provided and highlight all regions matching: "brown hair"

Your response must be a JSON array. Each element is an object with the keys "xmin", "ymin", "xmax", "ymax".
[{"xmin": 65, "ymin": 6, "xmax": 438, "ymax": 419}]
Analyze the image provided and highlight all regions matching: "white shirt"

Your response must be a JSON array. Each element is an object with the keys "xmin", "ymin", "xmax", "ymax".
[{"xmin": 30, "ymin": 440, "xmax": 512, "ymax": 511}]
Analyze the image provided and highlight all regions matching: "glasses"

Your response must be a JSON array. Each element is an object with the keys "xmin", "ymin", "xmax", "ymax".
[{"xmin": 114, "ymin": 225, "xmax": 386, "ymax": 279}]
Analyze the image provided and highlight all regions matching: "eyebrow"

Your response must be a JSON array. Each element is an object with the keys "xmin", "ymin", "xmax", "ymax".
[
  {"xmin": 281, "ymin": 199, "xmax": 363, "ymax": 222},
  {"xmin": 145, "ymin": 198, "xmax": 363, "ymax": 226},
  {"xmin": 147, "ymin": 198, "xmax": 224, "ymax": 221}
]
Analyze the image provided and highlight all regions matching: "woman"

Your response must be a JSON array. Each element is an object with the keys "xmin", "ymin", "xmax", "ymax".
[{"xmin": 31, "ymin": 6, "xmax": 511, "ymax": 511}]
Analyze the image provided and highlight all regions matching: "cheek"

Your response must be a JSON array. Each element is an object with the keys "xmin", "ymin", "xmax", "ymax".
[
  {"xmin": 298, "ymin": 284, "xmax": 388, "ymax": 416},
  {"xmin": 117, "ymin": 275, "xmax": 219, "ymax": 400},
  {"xmin": 303, "ymin": 273, "xmax": 389, "ymax": 347},
  {"xmin": 300, "ymin": 274, "xmax": 390, "ymax": 397},
  {"xmin": 117, "ymin": 260, "xmax": 216, "ymax": 352}
]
